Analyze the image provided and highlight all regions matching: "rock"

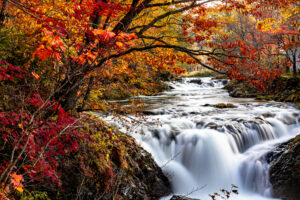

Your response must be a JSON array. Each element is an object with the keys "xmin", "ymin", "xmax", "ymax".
[
  {"xmin": 269, "ymin": 134, "xmax": 300, "ymax": 200},
  {"xmin": 141, "ymin": 110, "xmax": 158, "ymax": 115},
  {"xmin": 204, "ymin": 122, "xmax": 218, "ymax": 129},
  {"xmin": 57, "ymin": 130, "xmax": 171, "ymax": 200},
  {"xmin": 229, "ymin": 88, "xmax": 243, "ymax": 97},
  {"xmin": 278, "ymin": 114, "xmax": 297, "ymax": 125},
  {"xmin": 222, "ymin": 80, "xmax": 229, "ymax": 85},
  {"xmin": 170, "ymin": 195, "xmax": 200, "ymax": 200},
  {"xmin": 261, "ymin": 112, "xmax": 275, "ymax": 118},
  {"xmin": 189, "ymin": 79, "xmax": 202, "ymax": 85},
  {"xmin": 196, "ymin": 121, "xmax": 205, "ymax": 127},
  {"xmin": 213, "ymin": 103, "xmax": 236, "ymax": 109},
  {"xmin": 190, "ymin": 111, "xmax": 200, "ymax": 115}
]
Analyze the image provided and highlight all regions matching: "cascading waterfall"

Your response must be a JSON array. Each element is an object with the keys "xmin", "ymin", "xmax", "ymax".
[{"xmin": 107, "ymin": 77, "xmax": 300, "ymax": 200}]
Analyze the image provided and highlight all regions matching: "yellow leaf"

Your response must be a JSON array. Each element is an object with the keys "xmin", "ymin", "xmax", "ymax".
[
  {"xmin": 115, "ymin": 41, "xmax": 123, "ymax": 48},
  {"xmin": 15, "ymin": 186, "xmax": 23, "ymax": 193},
  {"xmin": 31, "ymin": 72, "xmax": 40, "ymax": 80}
]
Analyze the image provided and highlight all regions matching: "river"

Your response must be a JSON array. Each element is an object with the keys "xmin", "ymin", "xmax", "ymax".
[{"xmin": 107, "ymin": 77, "xmax": 300, "ymax": 200}]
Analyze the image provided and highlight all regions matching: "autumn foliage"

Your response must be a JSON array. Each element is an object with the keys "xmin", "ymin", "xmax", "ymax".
[{"xmin": 0, "ymin": 0, "xmax": 299, "ymax": 198}]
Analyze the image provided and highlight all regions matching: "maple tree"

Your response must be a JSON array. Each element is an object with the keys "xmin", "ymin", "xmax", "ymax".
[
  {"xmin": 0, "ymin": 0, "xmax": 299, "ymax": 198},
  {"xmin": 0, "ymin": 63, "xmax": 90, "ymax": 197},
  {"xmin": 0, "ymin": 0, "xmax": 297, "ymax": 110}
]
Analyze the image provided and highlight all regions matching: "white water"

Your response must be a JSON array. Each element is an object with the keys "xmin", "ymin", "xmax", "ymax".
[{"xmin": 106, "ymin": 77, "xmax": 300, "ymax": 200}]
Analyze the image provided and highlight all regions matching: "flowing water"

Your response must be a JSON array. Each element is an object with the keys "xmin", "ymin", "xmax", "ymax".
[{"xmin": 106, "ymin": 77, "xmax": 300, "ymax": 200}]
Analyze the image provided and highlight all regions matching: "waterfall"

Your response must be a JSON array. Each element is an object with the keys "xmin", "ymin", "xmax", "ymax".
[{"xmin": 107, "ymin": 77, "xmax": 300, "ymax": 200}]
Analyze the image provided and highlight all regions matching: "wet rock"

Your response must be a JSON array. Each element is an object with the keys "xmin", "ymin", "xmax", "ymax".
[
  {"xmin": 279, "ymin": 114, "xmax": 297, "ymax": 125},
  {"xmin": 261, "ymin": 112, "xmax": 275, "ymax": 118},
  {"xmin": 141, "ymin": 110, "xmax": 158, "ymax": 115},
  {"xmin": 269, "ymin": 134, "xmax": 300, "ymax": 200},
  {"xmin": 222, "ymin": 79, "xmax": 229, "ymax": 85},
  {"xmin": 204, "ymin": 122, "xmax": 219, "ymax": 129},
  {"xmin": 182, "ymin": 112, "xmax": 188, "ymax": 116},
  {"xmin": 170, "ymin": 125, "xmax": 181, "ymax": 138},
  {"xmin": 265, "ymin": 140, "xmax": 290, "ymax": 164},
  {"xmin": 196, "ymin": 121, "xmax": 205, "ymax": 128},
  {"xmin": 170, "ymin": 195, "xmax": 199, "ymax": 200},
  {"xmin": 189, "ymin": 79, "xmax": 202, "ymax": 85}
]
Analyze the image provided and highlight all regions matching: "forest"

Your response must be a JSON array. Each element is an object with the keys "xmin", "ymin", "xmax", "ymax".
[{"xmin": 0, "ymin": 0, "xmax": 299, "ymax": 199}]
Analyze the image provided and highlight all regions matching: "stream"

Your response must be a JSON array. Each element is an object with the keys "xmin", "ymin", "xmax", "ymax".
[{"xmin": 107, "ymin": 77, "xmax": 300, "ymax": 200}]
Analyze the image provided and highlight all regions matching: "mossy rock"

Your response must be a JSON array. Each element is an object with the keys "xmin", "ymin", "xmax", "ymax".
[
  {"xmin": 214, "ymin": 103, "xmax": 236, "ymax": 109},
  {"xmin": 286, "ymin": 94, "xmax": 300, "ymax": 103},
  {"xmin": 255, "ymin": 95, "xmax": 265, "ymax": 100},
  {"xmin": 265, "ymin": 95, "xmax": 276, "ymax": 101}
]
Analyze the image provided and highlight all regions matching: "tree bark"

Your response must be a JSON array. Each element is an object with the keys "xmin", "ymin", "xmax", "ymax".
[
  {"xmin": 54, "ymin": 74, "xmax": 84, "ymax": 111},
  {"xmin": 0, "ymin": 0, "xmax": 8, "ymax": 26},
  {"xmin": 293, "ymin": 52, "xmax": 297, "ymax": 76}
]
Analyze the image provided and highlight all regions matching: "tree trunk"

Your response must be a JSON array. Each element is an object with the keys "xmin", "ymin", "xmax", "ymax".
[
  {"xmin": 292, "ymin": 53, "xmax": 297, "ymax": 76},
  {"xmin": 54, "ymin": 74, "xmax": 84, "ymax": 111},
  {"xmin": 0, "ymin": 0, "xmax": 8, "ymax": 26}
]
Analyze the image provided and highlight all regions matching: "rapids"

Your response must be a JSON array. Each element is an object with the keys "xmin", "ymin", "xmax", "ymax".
[{"xmin": 106, "ymin": 77, "xmax": 300, "ymax": 200}]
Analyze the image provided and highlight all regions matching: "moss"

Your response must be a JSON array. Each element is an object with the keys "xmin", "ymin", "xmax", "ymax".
[
  {"xmin": 292, "ymin": 135, "xmax": 300, "ymax": 145},
  {"xmin": 286, "ymin": 94, "xmax": 300, "ymax": 102},
  {"xmin": 255, "ymin": 95, "xmax": 265, "ymax": 100},
  {"xmin": 214, "ymin": 103, "xmax": 236, "ymax": 108},
  {"xmin": 20, "ymin": 191, "xmax": 50, "ymax": 200},
  {"xmin": 266, "ymin": 95, "xmax": 276, "ymax": 101}
]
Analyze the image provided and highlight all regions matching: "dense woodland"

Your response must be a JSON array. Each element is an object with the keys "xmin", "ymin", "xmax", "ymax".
[{"xmin": 0, "ymin": 0, "xmax": 299, "ymax": 199}]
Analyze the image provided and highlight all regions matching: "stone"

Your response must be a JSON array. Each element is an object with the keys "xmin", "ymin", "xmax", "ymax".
[
  {"xmin": 261, "ymin": 112, "xmax": 275, "ymax": 118},
  {"xmin": 213, "ymin": 103, "xmax": 236, "ymax": 109},
  {"xmin": 189, "ymin": 79, "xmax": 202, "ymax": 85},
  {"xmin": 170, "ymin": 195, "xmax": 200, "ymax": 200},
  {"xmin": 269, "ymin": 134, "xmax": 300, "ymax": 200}
]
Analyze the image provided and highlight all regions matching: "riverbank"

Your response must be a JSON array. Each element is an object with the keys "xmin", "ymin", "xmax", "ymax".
[
  {"xmin": 181, "ymin": 70, "xmax": 227, "ymax": 79},
  {"xmin": 18, "ymin": 115, "xmax": 170, "ymax": 200},
  {"xmin": 224, "ymin": 75, "xmax": 300, "ymax": 109}
]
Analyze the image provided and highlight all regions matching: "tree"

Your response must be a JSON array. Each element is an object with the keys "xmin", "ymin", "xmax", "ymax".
[
  {"xmin": 1, "ymin": 0, "xmax": 297, "ymax": 110},
  {"xmin": 0, "ymin": 0, "xmax": 299, "ymax": 197}
]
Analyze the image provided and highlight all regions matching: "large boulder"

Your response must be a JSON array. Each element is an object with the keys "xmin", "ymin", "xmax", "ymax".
[
  {"xmin": 53, "ymin": 124, "xmax": 171, "ymax": 200},
  {"xmin": 269, "ymin": 135, "xmax": 300, "ymax": 200}
]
